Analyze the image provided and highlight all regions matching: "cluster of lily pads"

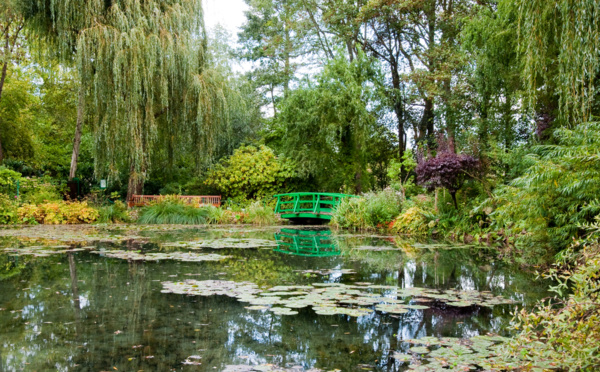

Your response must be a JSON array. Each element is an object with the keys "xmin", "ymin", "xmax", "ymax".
[
  {"xmin": 161, "ymin": 280, "xmax": 518, "ymax": 317},
  {"xmin": 161, "ymin": 238, "xmax": 278, "ymax": 249},
  {"xmin": 91, "ymin": 250, "xmax": 229, "ymax": 262},
  {"xmin": 216, "ymin": 335, "xmax": 551, "ymax": 371},
  {"xmin": 393, "ymin": 335, "xmax": 556, "ymax": 371},
  {"xmin": 1, "ymin": 245, "xmax": 95, "ymax": 257},
  {"xmin": 222, "ymin": 365, "xmax": 328, "ymax": 372},
  {"xmin": 296, "ymin": 269, "xmax": 356, "ymax": 276}
]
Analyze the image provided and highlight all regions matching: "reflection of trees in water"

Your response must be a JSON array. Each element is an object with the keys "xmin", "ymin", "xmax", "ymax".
[
  {"xmin": 0, "ymin": 230, "xmax": 551, "ymax": 371},
  {"xmin": 338, "ymin": 235, "xmax": 547, "ymax": 305}
]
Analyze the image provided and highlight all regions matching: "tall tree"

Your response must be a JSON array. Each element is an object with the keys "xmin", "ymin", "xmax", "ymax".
[
  {"xmin": 275, "ymin": 52, "xmax": 392, "ymax": 193},
  {"xmin": 0, "ymin": 0, "xmax": 25, "ymax": 163},
  {"xmin": 238, "ymin": 0, "xmax": 310, "ymax": 115},
  {"xmin": 24, "ymin": 0, "xmax": 229, "ymax": 200},
  {"xmin": 461, "ymin": 3, "xmax": 524, "ymax": 151}
]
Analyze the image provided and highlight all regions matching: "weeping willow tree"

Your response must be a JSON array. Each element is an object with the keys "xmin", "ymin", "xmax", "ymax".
[
  {"xmin": 24, "ymin": 0, "xmax": 229, "ymax": 199},
  {"xmin": 516, "ymin": 0, "xmax": 600, "ymax": 124}
]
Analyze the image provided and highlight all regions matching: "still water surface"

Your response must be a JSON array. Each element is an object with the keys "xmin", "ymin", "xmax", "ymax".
[{"xmin": 0, "ymin": 226, "xmax": 548, "ymax": 371}]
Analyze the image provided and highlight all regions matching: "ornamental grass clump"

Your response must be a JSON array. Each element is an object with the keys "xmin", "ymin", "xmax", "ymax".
[
  {"xmin": 137, "ymin": 196, "xmax": 211, "ymax": 225},
  {"xmin": 331, "ymin": 197, "xmax": 369, "ymax": 230},
  {"xmin": 246, "ymin": 201, "xmax": 277, "ymax": 226},
  {"xmin": 97, "ymin": 201, "xmax": 131, "ymax": 224},
  {"xmin": 332, "ymin": 190, "xmax": 401, "ymax": 230},
  {"xmin": 364, "ymin": 190, "xmax": 402, "ymax": 227}
]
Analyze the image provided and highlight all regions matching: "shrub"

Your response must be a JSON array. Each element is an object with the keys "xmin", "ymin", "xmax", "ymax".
[
  {"xmin": 505, "ymin": 243, "xmax": 600, "ymax": 370},
  {"xmin": 486, "ymin": 122, "xmax": 600, "ymax": 260},
  {"xmin": 137, "ymin": 196, "xmax": 211, "ymax": 225},
  {"xmin": 18, "ymin": 201, "xmax": 99, "ymax": 224},
  {"xmin": 0, "ymin": 167, "xmax": 21, "ymax": 195},
  {"xmin": 331, "ymin": 197, "xmax": 369, "ymax": 230},
  {"xmin": 217, "ymin": 210, "xmax": 248, "ymax": 224},
  {"xmin": 332, "ymin": 190, "xmax": 401, "ymax": 230},
  {"xmin": 97, "ymin": 201, "xmax": 131, "ymax": 223},
  {"xmin": 392, "ymin": 206, "xmax": 435, "ymax": 235},
  {"xmin": 246, "ymin": 201, "xmax": 277, "ymax": 226},
  {"xmin": 416, "ymin": 135, "xmax": 479, "ymax": 210},
  {"xmin": 0, "ymin": 194, "xmax": 19, "ymax": 224},
  {"xmin": 20, "ymin": 176, "xmax": 63, "ymax": 204},
  {"xmin": 364, "ymin": 190, "xmax": 402, "ymax": 226},
  {"xmin": 204, "ymin": 145, "xmax": 297, "ymax": 200}
]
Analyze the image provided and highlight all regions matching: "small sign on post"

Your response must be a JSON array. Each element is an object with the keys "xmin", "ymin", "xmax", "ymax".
[{"xmin": 100, "ymin": 179, "xmax": 107, "ymax": 189}]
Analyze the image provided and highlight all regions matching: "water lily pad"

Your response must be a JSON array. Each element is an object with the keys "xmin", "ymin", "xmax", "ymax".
[
  {"xmin": 409, "ymin": 346, "xmax": 430, "ymax": 354},
  {"xmin": 392, "ymin": 353, "xmax": 412, "ymax": 362},
  {"xmin": 375, "ymin": 304, "xmax": 408, "ymax": 314},
  {"xmin": 270, "ymin": 307, "xmax": 299, "ymax": 315},
  {"xmin": 404, "ymin": 304, "xmax": 430, "ymax": 310}
]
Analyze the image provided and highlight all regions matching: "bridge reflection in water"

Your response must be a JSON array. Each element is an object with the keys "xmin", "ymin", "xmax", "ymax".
[{"xmin": 274, "ymin": 229, "xmax": 341, "ymax": 257}]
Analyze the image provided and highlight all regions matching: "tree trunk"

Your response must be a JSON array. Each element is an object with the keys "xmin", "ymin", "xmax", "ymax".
[
  {"xmin": 126, "ymin": 162, "xmax": 145, "ymax": 202},
  {"xmin": 283, "ymin": 26, "xmax": 291, "ymax": 97},
  {"xmin": 354, "ymin": 172, "xmax": 362, "ymax": 194},
  {"xmin": 419, "ymin": 97, "xmax": 435, "ymax": 148},
  {"xmin": 450, "ymin": 190, "xmax": 458, "ymax": 210},
  {"xmin": 390, "ymin": 60, "xmax": 406, "ymax": 160},
  {"xmin": 270, "ymin": 85, "xmax": 277, "ymax": 118},
  {"xmin": 0, "ymin": 35, "xmax": 9, "ymax": 103},
  {"xmin": 0, "ymin": 42, "xmax": 8, "ymax": 164},
  {"xmin": 69, "ymin": 85, "xmax": 85, "ymax": 180}
]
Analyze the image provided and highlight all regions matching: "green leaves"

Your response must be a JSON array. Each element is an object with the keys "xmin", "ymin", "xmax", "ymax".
[
  {"xmin": 274, "ymin": 52, "xmax": 393, "ymax": 193},
  {"xmin": 489, "ymin": 122, "xmax": 600, "ymax": 258},
  {"xmin": 205, "ymin": 145, "xmax": 296, "ymax": 200}
]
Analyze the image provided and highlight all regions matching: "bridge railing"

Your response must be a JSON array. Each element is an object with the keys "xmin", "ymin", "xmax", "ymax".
[
  {"xmin": 128, "ymin": 195, "xmax": 221, "ymax": 208},
  {"xmin": 273, "ymin": 192, "xmax": 357, "ymax": 218}
]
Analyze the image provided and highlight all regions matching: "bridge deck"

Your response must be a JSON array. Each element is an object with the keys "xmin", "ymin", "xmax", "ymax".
[{"xmin": 273, "ymin": 192, "xmax": 357, "ymax": 220}]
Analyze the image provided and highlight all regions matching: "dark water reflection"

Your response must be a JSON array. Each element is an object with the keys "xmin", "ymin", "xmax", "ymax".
[{"xmin": 0, "ymin": 226, "xmax": 549, "ymax": 371}]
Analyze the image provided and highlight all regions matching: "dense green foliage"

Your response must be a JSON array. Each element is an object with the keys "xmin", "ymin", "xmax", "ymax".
[
  {"xmin": 246, "ymin": 201, "xmax": 277, "ymax": 226},
  {"xmin": 0, "ymin": 0, "xmax": 599, "ymax": 264},
  {"xmin": 97, "ymin": 201, "xmax": 131, "ymax": 224},
  {"xmin": 332, "ymin": 190, "xmax": 401, "ymax": 230},
  {"xmin": 486, "ymin": 123, "xmax": 600, "ymax": 261},
  {"xmin": 506, "ymin": 242, "xmax": 600, "ymax": 370},
  {"xmin": 1, "ymin": 1, "xmax": 600, "ymax": 367},
  {"xmin": 205, "ymin": 145, "xmax": 296, "ymax": 201}
]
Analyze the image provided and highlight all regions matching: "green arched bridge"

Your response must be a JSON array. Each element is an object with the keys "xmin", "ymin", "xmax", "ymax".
[{"xmin": 273, "ymin": 192, "xmax": 357, "ymax": 221}]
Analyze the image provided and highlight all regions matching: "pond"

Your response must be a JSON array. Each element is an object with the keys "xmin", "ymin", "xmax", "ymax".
[{"xmin": 0, "ymin": 225, "xmax": 549, "ymax": 371}]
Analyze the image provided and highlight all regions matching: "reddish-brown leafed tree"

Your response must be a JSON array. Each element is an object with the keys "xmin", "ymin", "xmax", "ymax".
[{"xmin": 416, "ymin": 137, "xmax": 478, "ymax": 210}]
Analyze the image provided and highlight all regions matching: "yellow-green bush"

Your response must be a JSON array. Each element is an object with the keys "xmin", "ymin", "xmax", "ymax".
[
  {"xmin": 18, "ymin": 201, "xmax": 99, "ymax": 224},
  {"xmin": 392, "ymin": 206, "xmax": 435, "ymax": 235},
  {"xmin": 204, "ymin": 145, "xmax": 296, "ymax": 200}
]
